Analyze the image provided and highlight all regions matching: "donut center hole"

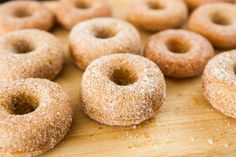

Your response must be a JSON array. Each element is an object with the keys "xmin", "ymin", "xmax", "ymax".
[
  {"xmin": 110, "ymin": 67, "xmax": 137, "ymax": 86},
  {"xmin": 148, "ymin": 1, "xmax": 164, "ymax": 9},
  {"xmin": 10, "ymin": 94, "xmax": 39, "ymax": 115},
  {"xmin": 166, "ymin": 38, "xmax": 190, "ymax": 53},
  {"xmin": 13, "ymin": 8, "xmax": 32, "ymax": 18},
  {"xmin": 211, "ymin": 13, "xmax": 231, "ymax": 26},
  {"xmin": 74, "ymin": 1, "xmax": 90, "ymax": 9},
  {"xmin": 94, "ymin": 27, "xmax": 116, "ymax": 39},
  {"xmin": 12, "ymin": 40, "xmax": 35, "ymax": 54}
]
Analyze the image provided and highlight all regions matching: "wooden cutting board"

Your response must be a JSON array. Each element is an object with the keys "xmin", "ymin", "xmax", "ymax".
[{"xmin": 40, "ymin": 0, "xmax": 236, "ymax": 156}]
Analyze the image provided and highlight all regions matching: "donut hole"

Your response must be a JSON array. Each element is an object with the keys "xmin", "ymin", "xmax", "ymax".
[
  {"xmin": 94, "ymin": 27, "xmax": 116, "ymax": 39},
  {"xmin": 10, "ymin": 93, "xmax": 39, "ymax": 115},
  {"xmin": 13, "ymin": 8, "xmax": 32, "ymax": 18},
  {"xmin": 147, "ymin": 1, "xmax": 164, "ymax": 10},
  {"xmin": 73, "ymin": 1, "xmax": 91, "ymax": 9},
  {"xmin": 211, "ymin": 12, "xmax": 231, "ymax": 26},
  {"xmin": 110, "ymin": 66, "xmax": 137, "ymax": 86},
  {"xmin": 166, "ymin": 38, "xmax": 191, "ymax": 53},
  {"xmin": 12, "ymin": 39, "xmax": 35, "ymax": 54}
]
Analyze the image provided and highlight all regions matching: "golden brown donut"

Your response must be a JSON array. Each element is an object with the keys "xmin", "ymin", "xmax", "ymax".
[
  {"xmin": 0, "ymin": 29, "xmax": 64, "ymax": 81},
  {"xmin": 202, "ymin": 51, "xmax": 236, "ymax": 118},
  {"xmin": 56, "ymin": 0, "xmax": 112, "ymax": 29},
  {"xmin": 184, "ymin": 0, "xmax": 234, "ymax": 10},
  {"xmin": 69, "ymin": 17, "xmax": 141, "ymax": 70},
  {"xmin": 0, "ymin": 78, "xmax": 72, "ymax": 156},
  {"xmin": 81, "ymin": 54, "xmax": 166, "ymax": 126},
  {"xmin": 0, "ymin": 0, "xmax": 54, "ymax": 34},
  {"xmin": 144, "ymin": 29, "xmax": 214, "ymax": 78},
  {"xmin": 188, "ymin": 3, "xmax": 236, "ymax": 49},
  {"xmin": 128, "ymin": 0, "xmax": 188, "ymax": 32}
]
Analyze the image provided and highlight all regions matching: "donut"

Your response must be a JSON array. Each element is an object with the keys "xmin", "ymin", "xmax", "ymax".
[
  {"xmin": 0, "ymin": 78, "xmax": 72, "ymax": 156},
  {"xmin": 0, "ymin": 1, "xmax": 54, "ymax": 34},
  {"xmin": 184, "ymin": 0, "xmax": 234, "ymax": 10},
  {"xmin": 69, "ymin": 17, "xmax": 141, "ymax": 70},
  {"xmin": 0, "ymin": 29, "xmax": 64, "ymax": 81},
  {"xmin": 81, "ymin": 54, "xmax": 166, "ymax": 126},
  {"xmin": 144, "ymin": 29, "xmax": 214, "ymax": 78},
  {"xmin": 188, "ymin": 3, "xmax": 236, "ymax": 50},
  {"xmin": 128, "ymin": 0, "xmax": 188, "ymax": 32},
  {"xmin": 56, "ymin": 0, "xmax": 112, "ymax": 29},
  {"xmin": 202, "ymin": 51, "xmax": 236, "ymax": 118}
]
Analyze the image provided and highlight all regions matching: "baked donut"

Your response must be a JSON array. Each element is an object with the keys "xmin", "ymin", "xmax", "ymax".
[
  {"xmin": 0, "ymin": 29, "xmax": 64, "ymax": 81},
  {"xmin": 144, "ymin": 29, "xmax": 214, "ymax": 78},
  {"xmin": 188, "ymin": 3, "xmax": 236, "ymax": 49},
  {"xmin": 184, "ymin": 0, "xmax": 234, "ymax": 10},
  {"xmin": 0, "ymin": 0, "xmax": 54, "ymax": 34},
  {"xmin": 81, "ymin": 54, "xmax": 166, "ymax": 126},
  {"xmin": 128, "ymin": 0, "xmax": 188, "ymax": 32},
  {"xmin": 0, "ymin": 78, "xmax": 72, "ymax": 156},
  {"xmin": 56, "ymin": 0, "xmax": 112, "ymax": 29},
  {"xmin": 69, "ymin": 17, "xmax": 141, "ymax": 70},
  {"xmin": 202, "ymin": 51, "xmax": 236, "ymax": 118}
]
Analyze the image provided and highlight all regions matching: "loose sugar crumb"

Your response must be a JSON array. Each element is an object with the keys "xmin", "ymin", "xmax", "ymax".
[
  {"xmin": 190, "ymin": 137, "xmax": 195, "ymax": 142},
  {"xmin": 208, "ymin": 139, "xmax": 213, "ymax": 145}
]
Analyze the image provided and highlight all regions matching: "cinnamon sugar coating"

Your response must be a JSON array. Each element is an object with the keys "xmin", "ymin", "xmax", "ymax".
[
  {"xmin": 188, "ymin": 3, "xmax": 236, "ymax": 49},
  {"xmin": 56, "ymin": 0, "xmax": 112, "ymax": 29},
  {"xmin": 0, "ymin": 78, "xmax": 72, "ymax": 156},
  {"xmin": 69, "ymin": 17, "xmax": 141, "ymax": 70},
  {"xmin": 81, "ymin": 54, "xmax": 166, "ymax": 126},
  {"xmin": 0, "ymin": 0, "xmax": 54, "ymax": 34},
  {"xmin": 128, "ymin": 0, "xmax": 188, "ymax": 32},
  {"xmin": 0, "ymin": 29, "xmax": 64, "ymax": 81},
  {"xmin": 144, "ymin": 29, "xmax": 214, "ymax": 78},
  {"xmin": 202, "ymin": 51, "xmax": 236, "ymax": 119},
  {"xmin": 184, "ymin": 0, "xmax": 234, "ymax": 10}
]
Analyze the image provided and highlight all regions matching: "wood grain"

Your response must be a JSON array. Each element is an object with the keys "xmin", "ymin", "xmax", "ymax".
[{"xmin": 40, "ymin": 1, "xmax": 236, "ymax": 156}]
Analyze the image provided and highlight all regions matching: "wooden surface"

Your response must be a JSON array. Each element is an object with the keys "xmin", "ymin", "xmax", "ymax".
[{"xmin": 41, "ymin": 1, "xmax": 236, "ymax": 156}]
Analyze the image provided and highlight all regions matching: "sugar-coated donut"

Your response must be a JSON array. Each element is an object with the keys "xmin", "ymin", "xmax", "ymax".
[
  {"xmin": 184, "ymin": 0, "xmax": 234, "ymax": 10},
  {"xmin": 202, "ymin": 51, "xmax": 236, "ymax": 118},
  {"xmin": 188, "ymin": 3, "xmax": 236, "ymax": 49},
  {"xmin": 69, "ymin": 17, "xmax": 141, "ymax": 70},
  {"xmin": 144, "ymin": 29, "xmax": 214, "ymax": 78},
  {"xmin": 0, "ymin": 29, "xmax": 64, "ymax": 81},
  {"xmin": 56, "ymin": 0, "xmax": 112, "ymax": 29},
  {"xmin": 128, "ymin": 0, "xmax": 188, "ymax": 32},
  {"xmin": 81, "ymin": 54, "xmax": 166, "ymax": 126},
  {"xmin": 0, "ymin": 78, "xmax": 72, "ymax": 156},
  {"xmin": 0, "ymin": 1, "xmax": 54, "ymax": 34}
]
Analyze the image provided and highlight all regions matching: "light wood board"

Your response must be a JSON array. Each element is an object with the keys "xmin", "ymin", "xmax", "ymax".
[{"xmin": 40, "ymin": 0, "xmax": 236, "ymax": 156}]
